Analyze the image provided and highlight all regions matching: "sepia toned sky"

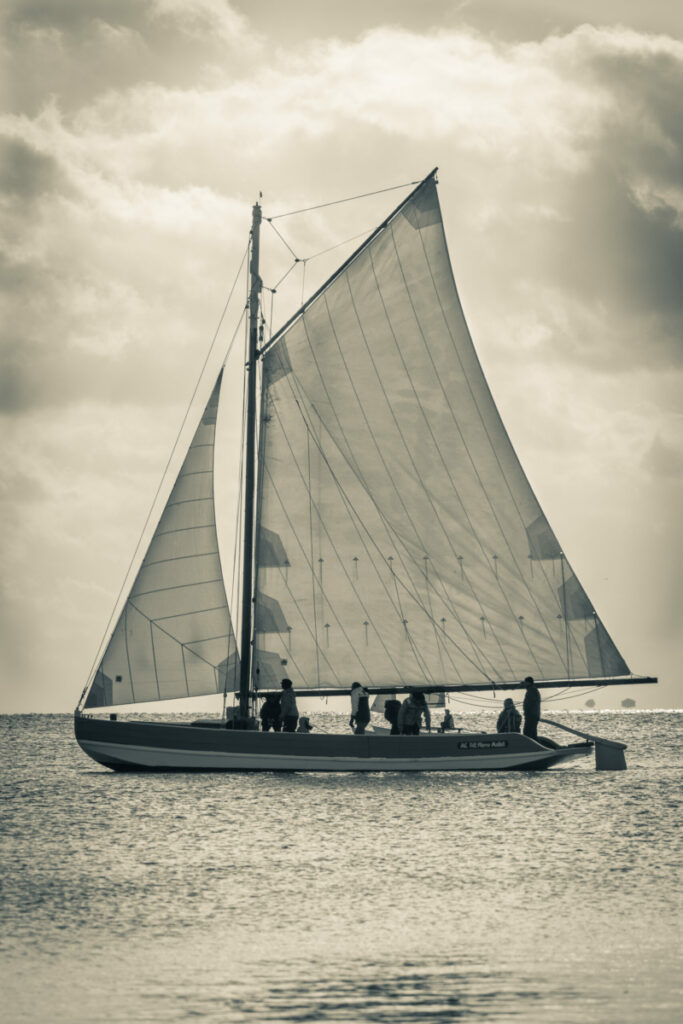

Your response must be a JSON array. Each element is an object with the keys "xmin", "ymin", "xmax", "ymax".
[{"xmin": 1, "ymin": 1, "xmax": 681, "ymax": 711}]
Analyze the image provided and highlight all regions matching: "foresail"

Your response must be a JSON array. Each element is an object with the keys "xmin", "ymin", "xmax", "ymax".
[
  {"xmin": 253, "ymin": 176, "xmax": 629, "ymax": 692},
  {"xmin": 85, "ymin": 373, "xmax": 240, "ymax": 708}
]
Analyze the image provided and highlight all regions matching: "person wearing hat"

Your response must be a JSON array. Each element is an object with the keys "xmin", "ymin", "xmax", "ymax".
[
  {"xmin": 297, "ymin": 716, "xmax": 313, "ymax": 734},
  {"xmin": 496, "ymin": 697, "xmax": 521, "ymax": 733},
  {"xmin": 522, "ymin": 676, "xmax": 541, "ymax": 739}
]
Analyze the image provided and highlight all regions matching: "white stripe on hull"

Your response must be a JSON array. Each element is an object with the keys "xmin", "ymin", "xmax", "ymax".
[{"xmin": 79, "ymin": 738, "xmax": 588, "ymax": 772}]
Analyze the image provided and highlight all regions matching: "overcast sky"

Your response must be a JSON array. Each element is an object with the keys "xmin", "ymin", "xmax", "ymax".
[{"xmin": 1, "ymin": 0, "xmax": 681, "ymax": 712}]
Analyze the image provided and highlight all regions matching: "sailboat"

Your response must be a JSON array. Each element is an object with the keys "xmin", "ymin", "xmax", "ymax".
[{"xmin": 74, "ymin": 170, "xmax": 656, "ymax": 772}]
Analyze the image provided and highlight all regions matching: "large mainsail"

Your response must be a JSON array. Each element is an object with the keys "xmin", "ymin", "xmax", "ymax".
[
  {"xmin": 253, "ymin": 175, "xmax": 629, "ymax": 691},
  {"xmin": 84, "ymin": 373, "xmax": 239, "ymax": 708}
]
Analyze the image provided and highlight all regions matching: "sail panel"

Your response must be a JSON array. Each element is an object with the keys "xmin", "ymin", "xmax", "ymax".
[
  {"xmin": 85, "ymin": 373, "xmax": 240, "ymax": 708},
  {"xmin": 254, "ymin": 177, "xmax": 630, "ymax": 691}
]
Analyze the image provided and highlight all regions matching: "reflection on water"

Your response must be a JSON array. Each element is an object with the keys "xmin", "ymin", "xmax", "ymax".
[
  {"xmin": 223, "ymin": 962, "xmax": 545, "ymax": 1022},
  {"xmin": 1, "ymin": 712, "xmax": 681, "ymax": 1023}
]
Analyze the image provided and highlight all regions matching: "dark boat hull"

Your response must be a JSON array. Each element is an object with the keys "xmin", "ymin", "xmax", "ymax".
[{"xmin": 74, "ymin": 715, "xmax": 592, "ymax": 772}]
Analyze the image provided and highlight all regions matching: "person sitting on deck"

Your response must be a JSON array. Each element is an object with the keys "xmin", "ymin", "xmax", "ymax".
[
  {"xmin": 397, "ymin": 692, "xmax": 431, "ymax": 735},
  {"xmin": 280, "ymin": 678, "xmax": 299, "ymax": 733},
  {"xmin": 496, "ymin": 697, "xmax": 521, "ymax": 733},
  {"xmin": 350, "ymin": 682, "xmax": 371, "ymax": 735},
  {"xmin": 296, "ymin": 716, "xmax": 313, "ymax": 733},
  {"xmin": 439, "ymin": 709, "xmax": 455, "ymax": 733},
  {"xmin": 259, "ymin": 693, "xmax": 281, "ymax": 732}
]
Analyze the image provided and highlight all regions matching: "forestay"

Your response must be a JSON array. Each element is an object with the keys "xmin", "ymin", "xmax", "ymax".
[
  {"xmin": 254, "ymin": 176, "xmax": 629, "ymax": 691},
  {"xmin": 85, "ymin": 374, "xmax": 240, "ymax": 707}
]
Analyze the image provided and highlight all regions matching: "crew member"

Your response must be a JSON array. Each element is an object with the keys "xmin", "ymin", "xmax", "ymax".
[
  {"xmin": 280, "ymin": 678, "xmax": 299, "ymax": 733},
  {"xmin": 522, "ymin": 676, "xmax": 541, "ymax": 739},
  {"xmin": 350, "ymin": 682, "xmax": 371, "ymax": 734}
]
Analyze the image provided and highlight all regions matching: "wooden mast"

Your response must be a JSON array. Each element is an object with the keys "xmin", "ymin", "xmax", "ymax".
[{"xmin": 238, "ymin": 199, "xmax": 262, "ymax": 722}]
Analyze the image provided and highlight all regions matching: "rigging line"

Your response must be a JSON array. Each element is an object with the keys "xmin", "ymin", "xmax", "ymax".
[
  {"xmin": 267, "ymin": 260, "xmax": 299, "ymax": 294},
  {"xmin": 263, "ymin": 229, "xmax": 375, "ymax": 298},
  {"xmin": 268, "ymin": 288, "xmax": 275, "ymax": 337},
  {"xmin": 266, "ymin": 218, "xmax": 300, "ymax": 259},
  {"xmin": 264, "ymin": 403, "xmax": 408, "ymax": 685},
  {"xmin": 285, "ymin": 383, "xmax": 495, "ymax": 683},
  {"xmin": 306, "ymin": 228, "xmax": 374, "ymax": 263},
  {"xmin": 341, "ymin": 259, "xmax": 513, "ymax": 678},
  {"xmin": 267, "ymin": 179, "xmax": 422, "ymax": 220},
  {"xmin": 543, "ymin": 684, "xmax": 592, "ymax": 703},
  {"xmin": 411, "ymin": 227, "xmax": 575, "ymax": 668},
  {"xmin": 396, "ymin": 230, "xmax": 570, "ymax": 672},
  {"xmin": 79, "ymin": 308, "xmax": 249, "ymax": 713},
  {"xmin": 447, "ymin": 692, "xmax": 501, "ymax": 710}
]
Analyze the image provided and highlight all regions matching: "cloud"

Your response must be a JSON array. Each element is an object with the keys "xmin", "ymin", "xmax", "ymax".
[
  {"xmin": 1, "ymin": 10, "xmax": 681, "ymax": 708},
  {"xmin": 642, "ymin": 431, "xmax": 683, "ymax": 480},
  {"xmin": 3, "ymin": 0, "xmax": 261, "ymax": 116}
]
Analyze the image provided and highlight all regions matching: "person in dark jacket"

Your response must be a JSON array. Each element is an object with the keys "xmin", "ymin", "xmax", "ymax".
[
  {"xmin": 350, "ymin": 682, "xmax": 371, "ymax": 734},
  {"xmin": 259, "ymin": 693, "xmax": 281, "ymax": 732},
  {"xmin": 522, "ymin": 676, "xmax": 541, "ymax": 739},
  {"xmin": 397, "ymin": 692, "xmax": 431, "ymax": 735},
  {"xmin": 384, "ymin": 698, "xmax": 401, "ymax": 735},
  {"xmin": 280, "ymin": 678, "xmax": 299, "ymax": 733},
  {"xmin": 496, "ymin": 697, "xmax": 521, "ymax": 733}
]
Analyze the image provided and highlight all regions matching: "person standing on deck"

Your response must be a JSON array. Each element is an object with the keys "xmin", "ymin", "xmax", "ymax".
[
  {"xmin": 383, "ymin": 698, "xmax": 401, "ymax": 735},
  {"xmin": 398, "ymin": 692, "xmax": 431, "ymax": 735},
  {"xmin": 522, "ymin": 677, "xmax": 541, "ymax": 739},
  {"xmin": 280, "ymin": 678, "xmax": 299, "ymax": 733},
  {"xmin": 259, "ymin": 693, "xmax": 281, "ymax": 732},
  {"xmin": 350, "ymin": 682, "xmax": 371, "ymax": 734}
]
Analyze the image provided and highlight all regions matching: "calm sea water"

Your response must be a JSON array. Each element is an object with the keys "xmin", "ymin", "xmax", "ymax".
[{"xmin": 1, "ymin": 711, "xmax": 681, "ymax": 1024}]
